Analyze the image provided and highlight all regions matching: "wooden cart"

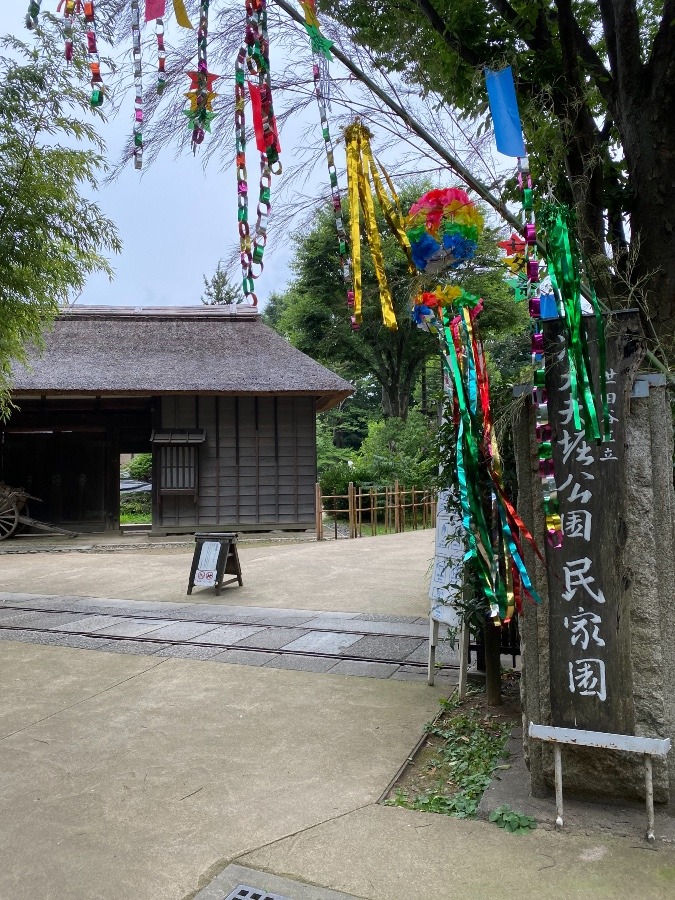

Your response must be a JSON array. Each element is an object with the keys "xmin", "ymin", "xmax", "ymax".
[{"xmin": 0, "ymin": 484, "xmax": 77, "ymax": 540}]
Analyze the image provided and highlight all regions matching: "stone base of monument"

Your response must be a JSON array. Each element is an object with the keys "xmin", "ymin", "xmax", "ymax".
[{"xmin": 512, "ymin": 311, "xmax": 675, "ymax": 812}]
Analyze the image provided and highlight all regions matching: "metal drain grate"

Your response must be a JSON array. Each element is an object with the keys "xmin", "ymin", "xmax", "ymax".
[{"xmin": 223, "ymin": 886, "xmax": 292, "ymax": 900}]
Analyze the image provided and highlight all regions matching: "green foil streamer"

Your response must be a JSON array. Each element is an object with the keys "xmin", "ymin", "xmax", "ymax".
[
  {"xmin": 540, "ymin": 203, "xmax": 607, "ymax": 442},
  {"xmin": 437, "ymin": 306, "xmax": 541, "ymax": 619}
]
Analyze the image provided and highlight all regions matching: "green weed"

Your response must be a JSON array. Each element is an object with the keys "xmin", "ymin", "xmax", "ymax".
[
  {"xmin": 385, "ymin": 693, "xmax": 511, "ymax": 819},
  {"xmin": 489, "ymin": 804, "xmax": 537, "ymax": 834}
]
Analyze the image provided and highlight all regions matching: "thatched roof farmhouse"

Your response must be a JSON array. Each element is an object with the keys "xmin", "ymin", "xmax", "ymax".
[{"xmin": 2, "ymin": 306, "xmax": 352, "ymax": 533}]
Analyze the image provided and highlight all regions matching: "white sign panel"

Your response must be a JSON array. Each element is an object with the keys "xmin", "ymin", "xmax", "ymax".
[
  {"xmin": 429, "ymin": 494, "xmax": 464, "ymax": 624},
  {"xmin": 194, "ymin": 540, "xmax": 220, "ymax": 587}
]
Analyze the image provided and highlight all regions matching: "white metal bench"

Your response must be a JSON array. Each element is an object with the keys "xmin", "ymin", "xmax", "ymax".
[{"xmin": 528, "ymin": 722, "xmax": 671, "ymax": 841}]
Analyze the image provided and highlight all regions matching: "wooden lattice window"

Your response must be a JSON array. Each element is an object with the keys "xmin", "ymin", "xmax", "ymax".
[
  {"xmin": 151, "ymin": 429, "xmax": 205, "ymax": 499},
  {"xmin": 158, "ymin": 445, "xmax": 197, "ymax": 493}
]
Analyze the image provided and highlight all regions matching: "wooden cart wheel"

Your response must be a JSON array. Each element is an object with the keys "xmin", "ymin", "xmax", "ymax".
[{"xmin": 0, "ymin": 491, "xmax": 19, "ymax": 540}]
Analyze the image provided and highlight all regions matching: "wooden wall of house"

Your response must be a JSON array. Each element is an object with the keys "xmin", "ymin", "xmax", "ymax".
[{"xmin": 157, "ymin": 395, "xmax": 316, "ymax": 530}]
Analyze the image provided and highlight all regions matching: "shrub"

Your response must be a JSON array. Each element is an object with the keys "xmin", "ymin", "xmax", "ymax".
[{"xmin": 127, "ymin": 453, "xmax": 152, "ymax": 482}]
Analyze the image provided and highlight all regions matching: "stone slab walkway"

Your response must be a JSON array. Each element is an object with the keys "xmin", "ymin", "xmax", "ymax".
[{"xmin": 0, "ymin": 592, "xmax": 460, "ymax": 682}]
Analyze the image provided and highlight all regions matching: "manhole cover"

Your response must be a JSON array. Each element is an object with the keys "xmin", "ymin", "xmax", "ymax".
[{"xmin": 223, "ymin": 887, "xmax": 292, "ymax": 900}]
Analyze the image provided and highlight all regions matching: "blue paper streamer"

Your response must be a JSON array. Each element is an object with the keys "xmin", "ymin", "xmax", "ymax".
[{"xmin": 485, "ymin": 67, "xmax": 526, "ymax": 157}]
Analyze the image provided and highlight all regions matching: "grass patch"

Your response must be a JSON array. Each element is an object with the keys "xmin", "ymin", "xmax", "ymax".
[
  {"xmin": 120, "ymin": 492, "xmax": 151, "ymax": 525},
  {"xmin": 384, "ymin": 681, "xmax": 518, "ymax": 819}
]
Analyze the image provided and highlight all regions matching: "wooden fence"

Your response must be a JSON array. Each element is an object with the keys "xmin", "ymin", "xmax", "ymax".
[{"xmin": 315, "ymin": 480, "xmax": 437, "ymax": 541}]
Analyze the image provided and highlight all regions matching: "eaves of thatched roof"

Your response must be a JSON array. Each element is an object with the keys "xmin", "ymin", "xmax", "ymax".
[{"xmin": 11, "ymin": 306, "xmax": 353, "ymax": 412}]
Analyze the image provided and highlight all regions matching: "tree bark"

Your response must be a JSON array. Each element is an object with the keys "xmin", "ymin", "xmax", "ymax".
[{"xmin": 381, "ymin": 382, "xmax": 410, "ymax": 419}]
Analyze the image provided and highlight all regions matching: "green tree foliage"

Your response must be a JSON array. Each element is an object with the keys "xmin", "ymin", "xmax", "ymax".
[
  {"xmin": 319, "ymin": 409, "xmax": 439, "ymax": 500},
  {"xmin": 201, "ymin": 260, "xmax": 243, "ymax": 305},
  {"xmin": 321, "ymin": 0, "xmax": 675, "ymax": 362},
  {"xmin": 319, "ymin": 375, "xmax": 381, "ymax": 451},
  {"xmin": 358, "ymin": 409, "xmax": 439, "ymax": 486},
  {"xmin": 0, "ymin": 27, "xmax": 120, "ymax": 417}
]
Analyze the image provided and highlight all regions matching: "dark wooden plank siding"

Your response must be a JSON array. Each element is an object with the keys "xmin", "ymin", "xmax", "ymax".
[{"xmin": 158, "ymin": 395, "xmax": 316, "ymax": 528}]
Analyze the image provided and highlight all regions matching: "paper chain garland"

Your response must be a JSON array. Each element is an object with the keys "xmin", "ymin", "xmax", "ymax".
[
  {"xmin": 130, "ymin": 0, "xmax": 143, "ymax": 168},
  {"xmin": 299, "ymin": 1, "xmax": 359, "ymax": 325},
  {"xmin": 312, "ymin": 60, "xmax": 354, "ymax": 321},
  {"xmin": 184, "ymin": 1, "xmax": 219, "ymax": 150},
  {"xmin": 235, "ymin": 0, "xmax": 282, "ymax": 304},
  {"xmin": 513, "ymin": 157, "xmax": 564, "ymax": 549},
  {"xmin": 345, "ymin": 121, "xmax": 414, "ymax": 330},
  {"xmin": 146, "ymin": 2, "xmax": 191, "ymax": 90}
]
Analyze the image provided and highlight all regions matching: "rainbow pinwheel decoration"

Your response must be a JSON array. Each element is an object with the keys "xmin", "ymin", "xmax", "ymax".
[{"xmin": 406, "ymin": 188, "xmax": 484, "ymax": 273}]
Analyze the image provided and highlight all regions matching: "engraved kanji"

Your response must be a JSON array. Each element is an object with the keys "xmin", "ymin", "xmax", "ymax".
[
  {"xmin": 563, "ymin": 607, "xmax": 605, "ymax": 650},
  {"xmin": 568, "ymin": 658, "xmax": 606, "ymax": 701},
  {"xmin": 558, "ymin": 475, "xmax": 593, "ymax": 503},
  {"xmin": 562, "ymin": 558, "xmax": 606, "ymax": 604},
  {"xmin": 563, "ymin": 510, "xmax": 592, "ymax": 540},
  {"xmin": 559, "ymin": 429, "xmax": 594, "ymax": 466}
]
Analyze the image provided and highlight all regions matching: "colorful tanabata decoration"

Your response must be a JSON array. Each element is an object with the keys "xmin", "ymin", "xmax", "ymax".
[
  {"xmin": 345, "ymin": 121, "xmax": 415, "ymax": 330},
  {"xmin": 33, "ymin": 3, "xmax": 105, "ymax": 105},
  {"xmin": 515, "ymin": 156, "xmax": 564, "ymax": 547},
  {"xmin": 486, "ymin": 66, "xmax": 609, "ymax": 550},
  {"xmin": 406, "ymin": 188, "xmax": 484, "ymax": 274},
  {"xmin": 300, "ymin": 0, "xmax": 334, "ymax": 61},
  {"xmin": 312, "ymin": 59, "xmax": 353, "ymax": 320},
  {"xmin": 25, "ymin": 0, "xmax": 42, "ymax": 29},
  {"xmin": 145, "ymin": 0, "xmax": 167, "ymax": 95},
  {"xmin": 414, "ymin": 290, "xmax": 542, "ymax": 623},
  {"xmin": 184, "ymin": 1, "xmax": 219, "ymax": 150},
  {"xmin": 130, "ymin": 0, "xmax": 143, "ymax": 168},
  {"xmin": 57, "ymin": 0, "xmax": 79, "ymax": 63},
  {"xmin": 485, "ymin": 67, "xmax": 564, "ymax": 549},
  {"xmin": 405, "ymin": 180, "xmax": 541, "ymax": 622},
  {"xmin": 235, "ymin": 0, "xmax": 282, "ymax": 304},
  {"xmin": 172, "ymin": 0, "xmax": 193, "ymax": 29},
  {"xmin": 484, "ymin": 67, "xmax": 526, "ymax": 158}
]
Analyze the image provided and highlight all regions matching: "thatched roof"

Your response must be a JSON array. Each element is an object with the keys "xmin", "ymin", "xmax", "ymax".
[{"xmin": 11, "ymin": 306, "xmax": 353, "ymax": 411}]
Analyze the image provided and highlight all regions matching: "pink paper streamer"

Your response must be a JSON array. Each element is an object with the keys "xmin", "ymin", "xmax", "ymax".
[{"xmin": 145, "ymin": 0, "xmax": 166, "ymax": 22}]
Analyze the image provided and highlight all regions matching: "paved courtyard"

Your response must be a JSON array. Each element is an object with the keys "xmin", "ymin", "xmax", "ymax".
[
  {"xmin": 1, "ymin": 531, "xmax": 674, "ymax": 899},
  {"xmin": 0, "ymin": 529, "xmax": 435, "ymax": 615}
]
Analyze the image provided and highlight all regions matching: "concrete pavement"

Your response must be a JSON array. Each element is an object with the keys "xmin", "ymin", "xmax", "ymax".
[
  {"xmin": 0, "ymin": 640, "xmax": 447, "ymax": 900},
  {"xmin": 0, "ymin": 530, "xmax": 435, "ymax": 616},
  {"xmin": 240, "ymin": 804, "xmax": 675, "ymax": 899},
  {"xmin": 4, "ymin": 639, "xmax": 674, "ymax": 900},
  {"xmin": 2, "ymin": 531, "xmax": 675, "ymax": 899}
]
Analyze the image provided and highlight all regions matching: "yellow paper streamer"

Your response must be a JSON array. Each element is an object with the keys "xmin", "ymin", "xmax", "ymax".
[
  {"xmin": 345, "ymin": 122, "xmax": 402, "ymax": 330},
  {"xmin": 346, "ymin": 129, "xmax": 362, "ymax": 325},
  {"xmin": 359, "ymin": 153, "xmax": 397, "ymax": 330},
  {"xmin": 363, "ymin": 144, "xmax": 415, "ymax": 275},
  {"xmin": 173, "ymin": 0, "xmax": 193, "ymax": 29},
  {"xmin": 299, "ymin": 0, "xmax": 320, "ymax": 28}
]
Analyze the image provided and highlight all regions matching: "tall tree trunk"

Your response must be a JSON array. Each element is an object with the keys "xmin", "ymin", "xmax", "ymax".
[
  {"xmin": 381, "ymin": 383, "xmax": 410, "ymax": 419},
  {"xmin": 616, "ymin": 93, "xmax": 675, "ymax": 360}
]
